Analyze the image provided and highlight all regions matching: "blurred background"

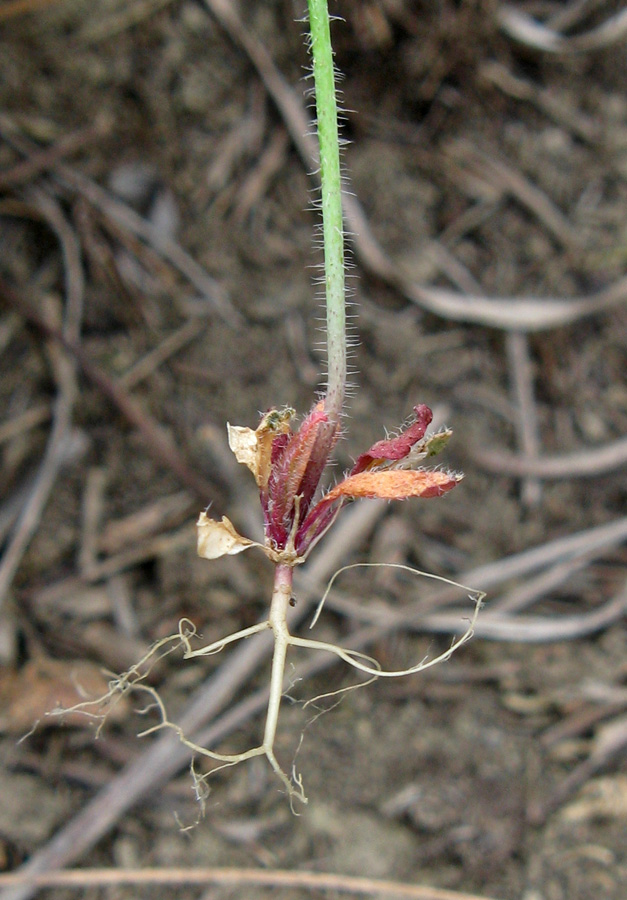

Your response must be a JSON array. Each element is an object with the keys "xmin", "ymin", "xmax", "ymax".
[{"xmin": 0, "ymin": 1, "xmax": 626, "ymax": 898}]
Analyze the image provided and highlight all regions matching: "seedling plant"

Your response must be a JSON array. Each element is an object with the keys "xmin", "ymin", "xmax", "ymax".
[{"xmin": 65, "ymin": 0, "xmax": 481, "ymax": 806}]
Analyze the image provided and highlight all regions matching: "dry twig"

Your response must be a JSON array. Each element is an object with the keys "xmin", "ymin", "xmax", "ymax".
[
  {"xmin": 0, "ymin": 114, "xmax": 239, "ymax": 325},
  {"xmin": 528, "ymin": 713, "xmax": 627, "ymax": 824},
  {"xmin": 505, "ymin": 331, "xmax": 542, "ymax": 506},
  {"xmin": 0, "ymin": 404, "xmax": 50, "ymax": 445},
  {"xmin": 419, "ymin": 578, "xmax": 627, "ymax": 643},
  {"xmin": 476, "ymin": 433, "xmax": 627, "ymax": 478},
  {"xmin": 0, "ymin": 278, "xmax": 216, "ymax": 501},
  {"xmin": 448, "ymin": 141, "xmax": 582, "ymax": 253},
  {"xmin": 480, "ymin": 61, "xmax": 599, "ymax": 144},
  {"xmin": 0, "ymin": 864, "xmax": 503, "ymax": 900},
  {"xmin": 498, "ymin": 3, "xmax": 627, "ymax": 54},
  {"xmin": 77, "ymin": 0, "xmax": 179, "ymax": 43},
  {"xmin": 0, "ymin": 118, "xmax": 109, "ymax": 189},
  {"xmin": 0, "ymin": 189, "xmax": 83, "ymax": 612}
]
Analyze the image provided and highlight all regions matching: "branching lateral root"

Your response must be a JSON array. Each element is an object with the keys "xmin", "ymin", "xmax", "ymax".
[{"xmin": 48, "ymin": 563, "xmax": 481, "ymax": 811}]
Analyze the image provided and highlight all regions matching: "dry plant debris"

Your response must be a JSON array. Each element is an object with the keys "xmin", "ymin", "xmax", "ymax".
[{"xmin": 0, "ymin": 2, "xmax": 626, "ymax": 900}]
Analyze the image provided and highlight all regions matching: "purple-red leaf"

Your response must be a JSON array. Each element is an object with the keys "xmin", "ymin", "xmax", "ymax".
[{"xmin": 351, "ymin": 404, "xmax": 433, "ymax": 475}]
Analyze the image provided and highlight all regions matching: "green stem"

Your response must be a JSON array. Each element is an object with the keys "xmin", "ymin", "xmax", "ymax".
[{"xmin": 307, "ymin": 0, "xmax": 346, "ymax": 424}]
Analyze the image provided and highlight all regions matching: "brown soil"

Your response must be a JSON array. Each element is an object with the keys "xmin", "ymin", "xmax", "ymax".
[{"xmin": 0, "ymin": 2, "xmax": 626, "ymax": 899}]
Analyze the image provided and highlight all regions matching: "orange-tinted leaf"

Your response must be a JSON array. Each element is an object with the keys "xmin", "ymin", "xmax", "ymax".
[{"xmin": 324, "ymin": 468, "xmax": 462, "ymax": 502}]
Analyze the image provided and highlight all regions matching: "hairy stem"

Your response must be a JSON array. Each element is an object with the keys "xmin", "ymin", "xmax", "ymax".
[{"xmin": 307, "ymin": 0, "xmax": 346, "ymax": 423}]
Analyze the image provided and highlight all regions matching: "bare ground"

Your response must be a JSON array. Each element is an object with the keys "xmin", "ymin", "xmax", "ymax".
[{"xmin": 0, "ymin": 2, "xmax": 626, "ymax": 900}]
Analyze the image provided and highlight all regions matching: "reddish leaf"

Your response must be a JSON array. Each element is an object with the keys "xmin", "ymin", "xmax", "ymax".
[
  {"xmin": 351, "ymin": 404, "xmax": 433, "ymax": 474},
  {"xmin": 266, "ymin": 401, "xmax": 330, "ymax": 531}
]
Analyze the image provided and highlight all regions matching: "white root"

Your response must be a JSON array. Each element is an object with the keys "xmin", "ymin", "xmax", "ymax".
[{"xmin": 49, "ymin": 564, "xmax": 482, "ymax": 807}]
